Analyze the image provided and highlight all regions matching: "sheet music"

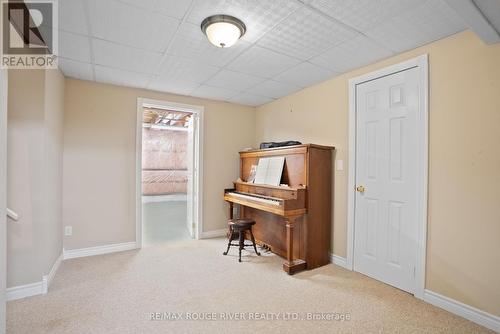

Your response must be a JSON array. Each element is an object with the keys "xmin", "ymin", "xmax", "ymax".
[
  {"xmin": 253, "ymin": 157, "xmax": 285, "ymax": 186},
  {"xmin": 253, "ymin": 158, "xmax": 269, "ymax": 184}
]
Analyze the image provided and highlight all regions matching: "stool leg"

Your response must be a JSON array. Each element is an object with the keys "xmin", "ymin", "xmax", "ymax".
[
  {"xmin": 249, "ymin": 229, "xmax": 261, "ymax": 256},
  {"xmin": 238, "ymin": 230, "xmax": 244, "ymax": 262},
  {"xmin": 223, "ymin": 226, "xmax": 232, "ymax": 256}
]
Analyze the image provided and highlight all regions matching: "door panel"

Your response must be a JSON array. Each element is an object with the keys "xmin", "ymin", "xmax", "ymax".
[{"xmin": 354, "ymin": 67, "xmax": 419, "ymax": 294}]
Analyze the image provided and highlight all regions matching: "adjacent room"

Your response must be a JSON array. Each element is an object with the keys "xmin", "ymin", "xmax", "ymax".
[
  {"xmin": 141, "ymin": 107, "xmax": 193, "ymax": 244},
  {"xmin": 1, "ymin": 1, "xmax": 499, "ymax": 333}
]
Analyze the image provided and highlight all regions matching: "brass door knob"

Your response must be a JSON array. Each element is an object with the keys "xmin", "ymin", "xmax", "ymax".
[{"xmin": 356, "ymin": 185, "xmax": 365, "ymax": 193}]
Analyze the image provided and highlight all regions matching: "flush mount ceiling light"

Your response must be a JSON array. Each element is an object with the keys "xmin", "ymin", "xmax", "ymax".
[{"xmin": 201, "ymin": 15, "xmax": 246, "ymax": 48}]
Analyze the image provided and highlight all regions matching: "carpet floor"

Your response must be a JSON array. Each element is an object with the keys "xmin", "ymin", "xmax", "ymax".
[{"xmin": 7, "ymin": 238, "xmax": 493, "ymax": 334}]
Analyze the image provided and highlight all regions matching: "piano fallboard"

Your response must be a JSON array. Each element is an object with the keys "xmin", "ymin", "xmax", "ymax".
[{"xmin": 225, "ymin": 182, "xmax": 307, "ymax": 217}]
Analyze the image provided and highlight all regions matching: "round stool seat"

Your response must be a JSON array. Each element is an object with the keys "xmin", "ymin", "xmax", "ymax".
[{"xmin": 229, "ymin": 218, "xmax": 255, "ymax": 229}]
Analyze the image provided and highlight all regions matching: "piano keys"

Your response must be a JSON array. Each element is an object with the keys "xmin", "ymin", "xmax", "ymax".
[
  {"xmin": 223, "ymin": 144, "xmax": 334, "ymax": 274},
  {"xmin": 225, "ymin": 191, "xmax": 282, "ymax": 207}
]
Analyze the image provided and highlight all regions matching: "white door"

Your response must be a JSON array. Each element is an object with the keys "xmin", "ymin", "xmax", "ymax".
[
  {"xmin": 0, "ymin": 69, "xmax": 8, "ymax": 334},
  {"xmin": 354, "ymin": 67, "xmax": 419, "ymax": 294}
]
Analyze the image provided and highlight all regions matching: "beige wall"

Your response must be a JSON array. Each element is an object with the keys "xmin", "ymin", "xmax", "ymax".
[
  {"xmin": 7, "ymin": 69, "xmax": 65, "ymax": 287},
  {"xmin": 255, "ymin": 30, "xmax": 500, "ymax": 316},
  {"xmin": 62, "ymin": 79, "xmax": 254, "ymax": 250},
  {"xmin": 42, "ymin": 69, "xmax": 65, "ymax": 278}
]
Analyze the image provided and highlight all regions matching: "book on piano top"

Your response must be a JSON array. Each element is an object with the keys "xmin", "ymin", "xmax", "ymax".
[{"xmin": 253, "ymin": 156, "xmax": 285, "ymax": 186}]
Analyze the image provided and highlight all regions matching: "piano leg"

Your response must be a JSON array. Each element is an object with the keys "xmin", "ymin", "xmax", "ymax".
[
  {"xmin": 282, "ymin": 216, "xmax": 307, "ymax": 275},
  {"xmin": 228, "ymin": 202, "xmax": 234, "ymax": 220}
]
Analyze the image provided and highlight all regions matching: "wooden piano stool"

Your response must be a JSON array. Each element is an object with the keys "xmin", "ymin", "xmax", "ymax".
[
  {"xmin": 223, "ymin": 218, "xmax": 261, "ymax": 262},
  {"xmin": 223, "ymin": 144, "xmax": 335, "ymax": 275}
]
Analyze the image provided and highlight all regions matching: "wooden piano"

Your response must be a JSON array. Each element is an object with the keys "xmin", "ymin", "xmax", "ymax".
[{"xmin": 224, "ymin": 144, "xmax": 334, "ymax": 274}]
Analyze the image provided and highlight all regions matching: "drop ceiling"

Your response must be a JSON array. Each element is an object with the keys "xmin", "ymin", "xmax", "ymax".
[{"xmin": 57, "ymin": 0, "xmax": 483, "ymax": 106}]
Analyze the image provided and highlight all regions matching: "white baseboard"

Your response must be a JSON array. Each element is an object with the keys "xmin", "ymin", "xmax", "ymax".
[
  {"xmin": 63, "ymin": 241, "xmax": 137, "ymax": 260},
  {"xmin": 200, "ymin": 228, "xmax": 227, "ymax": 239},
  {"xmin": 7, "ymin": 252, "xmax": 63, "ymax": 301},
  {"xmin": 424, "ymin": 290, "xmax": 500, "ymax": 333},
  {"xmin": 330, "ymin": 253, "xmax": 349, "ymax": 269},
  {"xmin": 6, "ymin": 282, "xmax": 44, "ymax": 301}
]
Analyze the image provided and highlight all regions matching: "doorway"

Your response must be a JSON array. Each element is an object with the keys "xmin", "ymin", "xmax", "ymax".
[
  {"xmin": 136, "ymin": 98, "xmax": 203, "ymax": 247},
  {"xmin": 347, "ymin": 55, "xmax": 428, "ymax": 299}
]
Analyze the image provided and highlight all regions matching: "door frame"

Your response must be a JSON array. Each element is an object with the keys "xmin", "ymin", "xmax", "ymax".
[
  {"xmin": 135, "ymin": 98, "xmax": 204, "ymax": 247},
  {"xmin": 0, "ymin": 68, "xmax": 7, "ymax": 334},
  {"xmin": 346, "ymin": 55, "xmax": 429, "ymax": 299}
]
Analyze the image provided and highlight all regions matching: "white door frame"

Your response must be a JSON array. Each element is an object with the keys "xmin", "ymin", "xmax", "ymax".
[
  {"xmin": 135, "ymin": 98, "xmax": 204, "ymax": 247},
  {"xmin": 0, "ymin": 68, "xmax": 8, "ymax": 334},
  {"xmin": 347, "ymin": 55, "xmax": 429, "ymax": 299}
]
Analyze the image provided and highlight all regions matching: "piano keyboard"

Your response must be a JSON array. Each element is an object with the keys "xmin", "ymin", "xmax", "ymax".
[{"xmin": 227, "ymin": 191, "xmax": 281, "ymax": 206}]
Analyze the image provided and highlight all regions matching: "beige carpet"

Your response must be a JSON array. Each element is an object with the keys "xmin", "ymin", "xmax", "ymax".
[{"xmin": 7, "ymin": 238, "xmax": 493, "ymax": 334}]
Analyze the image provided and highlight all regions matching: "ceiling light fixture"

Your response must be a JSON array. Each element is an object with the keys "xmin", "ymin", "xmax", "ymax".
[{"xmin": 201, "ymin": 15, "xmax": 246, "ymax": 48}]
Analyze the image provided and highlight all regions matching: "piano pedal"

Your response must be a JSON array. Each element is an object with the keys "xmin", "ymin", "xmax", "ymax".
[{"xmin": 260, "ymin": 243, "xmax": 272, "ymax": 252}]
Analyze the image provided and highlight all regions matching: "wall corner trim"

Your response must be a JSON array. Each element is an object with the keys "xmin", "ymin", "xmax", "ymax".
[
  {"xmin": 330, "ymin": 253, "xmax": 349, "ymax": 269},
  {"xmin": 63, "ymin": 241, "xmax": 137, "ymax": 260},
  {"xmin": 423, "ymin": 290, "xmax": 500, "ymax": 332},
  {"xmin": 7, "ymin": 252, "xmax": 63, "ymax": 301},
  {"xmin": 200, "ymin": 229, "xmax": 227, "ymax": 239},
  {"xmin": 41, "ymin": 253, "xmax": 63, "ymax": 294}
]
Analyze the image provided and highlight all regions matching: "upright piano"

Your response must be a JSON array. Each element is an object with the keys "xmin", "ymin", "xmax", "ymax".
[{"xmin": 224, "ymin": 144, "xmax": 334, "ymax": 274}]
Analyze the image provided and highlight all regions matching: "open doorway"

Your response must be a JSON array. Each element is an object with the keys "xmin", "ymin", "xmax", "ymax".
[{"xmin": 136, "ymin": 98, "xmax": 203, "ymax": 247}]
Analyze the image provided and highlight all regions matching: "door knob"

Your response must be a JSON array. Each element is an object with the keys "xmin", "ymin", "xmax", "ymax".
[{"xmin": 356, "ymin": 185, "xmax": 365, "ymax": 193}]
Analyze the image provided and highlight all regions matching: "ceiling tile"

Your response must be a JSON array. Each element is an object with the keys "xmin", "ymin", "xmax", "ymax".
[
  {"xmin": 227, "ymin": 45, "xmax": 301, "ymax": 78},
  {"xmin": 473, "ymin": 0, "xmax": 500, "ymax": 35},
  {"xmin": 308, "ymin": 0, "xmax": 422, "ymax": 32},
  {"xmin": 205, "ymin": 70, "xmax": 265, "ymax": 91},
  {"xmin": 157, "ymin": 55, "xmax": 221, "ymax": 83},
  {"xmin": 58, "ymin": 58, "xmax": 94, "ymax": 81},
  {"xmin": 274, "ymin": 62, "xmax": 337, "ymax": 88},
  {"xmin": 116, "ymin": 0, "xmax": 156, "ymax": 11},
  {"xmin": 187, "ymin": 0, "xmax": 301, "ymax": 42},
  {"xmin": 149, "ymin": 77, "xmax": 200, "ymax": 96},
  {"xmin": 94, "ymin": 65, "xmax": 151, "ymax": 88},
  {"xmin": 59, "ymin": 0, "xmax": 89, "ymax": 35},
  {"xmin": 92, "ymin": 39, "xmax": 163, "ymax": 74},
  {"xmin": 153, "ymin": 0, "xmax": 192, "ymax": 19},
  {"xmin": 118, "ymin": 0, "xmax": 192, "ymax": 19},
  {"xmin": 247, "ymin": 80, "xmax": 301, "ymax": 99},
  {"xmin": 229, "ymin": 93, "xmax": 274, "ymax": 107},
  {"xmin": 365, "ymin": 0, "xmax": 466, "ymax": 53},
  {"xmin": 310, "ymin": 35, "xmax": 393, "ymax": 73},
  {"xmin": 87, "ymin": 0, "xmax": 180, "ymax": 52},
  {"xmin": 191, "ymin": 85, "xmax": 239, "ymax": 101},
  {"xmin": 167, "ymin": 22, "xmax": 251, "ymax": 67},
  {"xmin": 257, "ymin": 6, "xmax": 359, "ymax": 60},
  {"xmin": 59, "ymin": 31, "xmax": 92, "ymax": 63}
]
